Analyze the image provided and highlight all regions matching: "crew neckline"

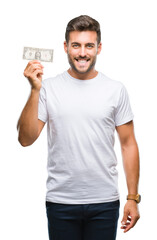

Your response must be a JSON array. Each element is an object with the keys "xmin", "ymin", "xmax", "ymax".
[{"xmin": 64, "ymin": 70, "xmax": 101, "ymax": 85}]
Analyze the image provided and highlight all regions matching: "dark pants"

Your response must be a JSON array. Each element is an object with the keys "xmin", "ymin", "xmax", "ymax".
[{"xmin": 46, "ymin": 200, "xmax": 120, "ymax": 240}]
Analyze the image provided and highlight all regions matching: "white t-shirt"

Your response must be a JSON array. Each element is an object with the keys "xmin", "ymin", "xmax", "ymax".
[{"xmin": 38, "ymin": 71, "xmax": 134, "ymax": 204}]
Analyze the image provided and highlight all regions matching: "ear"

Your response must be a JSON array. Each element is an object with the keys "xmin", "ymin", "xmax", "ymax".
[
  {"xmin": 64, "ymin": 41, "xmax": 68, "ymax": 53},
  {"xmin": 97, "ymin": 42, "xmax": 102, "ymax": 55}
]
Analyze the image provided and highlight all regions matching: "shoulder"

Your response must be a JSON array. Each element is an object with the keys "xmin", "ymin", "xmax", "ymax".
[{"xmin": 99, "ymin": 72, "xmax": 125, "ymax": 92}]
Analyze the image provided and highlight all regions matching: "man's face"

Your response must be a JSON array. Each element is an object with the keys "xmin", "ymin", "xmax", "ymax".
[{"xmin": 64, "ymin": 31, "xmax": 102, "ymax": 77}]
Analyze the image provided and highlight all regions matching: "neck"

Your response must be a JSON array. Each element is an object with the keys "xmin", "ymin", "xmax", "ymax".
[{"xmin": 67, "ymin": 68, "xmax": 98, "ymax": 80}]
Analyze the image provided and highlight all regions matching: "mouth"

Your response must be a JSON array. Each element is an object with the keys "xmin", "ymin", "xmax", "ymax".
[
  {"xmin": 74, "ymin": 58, "xmax": 90, "ymax": 62},
  {"xmin": 74, "ymin": 58, "xmax": 90, "ymax": 68}
]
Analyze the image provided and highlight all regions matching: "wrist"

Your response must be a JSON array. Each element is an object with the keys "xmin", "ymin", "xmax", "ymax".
[
  {"xmin": 31, "ymin": 87, "xmax": 40, "ymax": 94},
  {"xmin": 127, "ymin": 199, "xmax": 137, "ymax": 204},
  {"xmin": 127, "ymin": 194, "xmax": 141, "ymax": 204}
]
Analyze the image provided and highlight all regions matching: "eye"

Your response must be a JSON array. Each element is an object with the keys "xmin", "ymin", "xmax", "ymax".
[
  {"xmin": 86, "ymin": 44, "xmax": 94, "ymax": 49},
  {"xmin": 72, "ymin": 44, "xmax": 79, "ymax": 48}
]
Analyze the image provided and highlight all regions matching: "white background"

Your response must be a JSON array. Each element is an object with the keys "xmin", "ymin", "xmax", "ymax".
[{"xmin": 0, "ymin": 0, "xmax": 157, "ymax": 239}]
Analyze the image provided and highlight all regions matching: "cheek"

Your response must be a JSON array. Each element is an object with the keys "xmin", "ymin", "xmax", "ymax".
[
  {"xmin": 68, "ymin": 52, "xmax": 81, "ymax": 61},
  {"xmin": 68, "ymin": 49, "xmax": 79, "ymax": 56},
  {"xmin": 89, "ymin": 50, "xmax": 97, "ymax": 58}
]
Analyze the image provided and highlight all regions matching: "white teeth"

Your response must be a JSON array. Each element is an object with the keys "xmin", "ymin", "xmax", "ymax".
[{"xmin": 78, "ymin": 60, "xmax": 86, "ymax": 63}]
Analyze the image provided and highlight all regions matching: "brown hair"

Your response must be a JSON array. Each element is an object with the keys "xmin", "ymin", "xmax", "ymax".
[{"xmin": 65, "ymin": 15, "xmax": 101, "ymax": 44}]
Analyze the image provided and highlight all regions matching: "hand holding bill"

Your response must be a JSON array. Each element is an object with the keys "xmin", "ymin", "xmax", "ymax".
[{"xmin": 23, "ymin": 60, "xmax": 44, "ymax": 91}]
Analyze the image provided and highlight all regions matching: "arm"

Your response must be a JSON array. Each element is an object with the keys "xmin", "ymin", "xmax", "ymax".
[
  {"xmin": 116, "ymin": 120, "xmax": 140, "ymax": 233},
  {"xmin": 17, "ymin": 60, "xmax": 45, "ymax": 146}
]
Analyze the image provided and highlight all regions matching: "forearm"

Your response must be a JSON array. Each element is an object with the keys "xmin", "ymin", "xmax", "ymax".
[
  {"xmin": 17, "ymin": 89, "xmax": 40, "ymax": 146},
  {"xmin": 116, "ymin": 122, "xmax": 140, "ymax": 232},
  {"xmin": 121, "ymin": 141, "xmax": 140, "ymax": 195}
]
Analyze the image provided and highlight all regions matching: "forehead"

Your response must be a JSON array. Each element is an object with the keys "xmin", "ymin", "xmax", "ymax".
[{"xmin": 68, "ymin": 31, "xmax": 97, "ymax": 44}]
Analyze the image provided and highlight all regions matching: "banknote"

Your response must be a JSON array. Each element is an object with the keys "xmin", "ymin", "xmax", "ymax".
[{"xmin": 23, "ymin": 47, "xmax": 53, "ymax": 62}]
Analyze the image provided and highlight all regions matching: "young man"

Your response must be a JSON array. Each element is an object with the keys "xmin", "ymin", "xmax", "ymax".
[{"xmin": 17, "ymin": 15, "xmax": 140, "ymax": 240}]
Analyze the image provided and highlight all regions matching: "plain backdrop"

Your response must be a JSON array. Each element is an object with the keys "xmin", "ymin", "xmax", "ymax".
[{"xmin": 0, "ymin": 0, "xmax": 157, "ymax": 239}]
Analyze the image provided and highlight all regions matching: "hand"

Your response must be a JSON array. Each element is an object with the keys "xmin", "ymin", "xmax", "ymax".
[
  {"xmin": 23, "ymin": 60, "xmax": 44, "ymax": 91},
  {"xmin": 121, "ymin": 200, "xmax": 140, "ymax": 233}
]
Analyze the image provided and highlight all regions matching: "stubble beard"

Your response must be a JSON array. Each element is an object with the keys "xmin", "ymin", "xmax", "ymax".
[{"xmin": 67, "ymin": 53, "xmax": 97, "ymax": 75}]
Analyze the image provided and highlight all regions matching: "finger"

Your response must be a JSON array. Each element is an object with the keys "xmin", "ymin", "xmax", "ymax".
[
  {"xmin": 121, "ymin": 216, "xmax": 132, "ymax": 232},
  {"xmin": 121, "ymin": 217, "xmax": 131, "ymax": 224},
  {"xmin": 27, "ymin": 61, "xmax": 44, "ymax": 69},
  {"xmin": 121, "ymin": 223, "xmax": 130, "ymax": 227},
  {"xmin": 121, "ymin": 221, "xmax": 130, "ymax": 230},
  {"xmin": 28, "ymin": 63, "xmax": 43, "ymax": 71},
  {"xmin": 24, "ymin": 65, "xmax": 43, "ymax": 77},
  {"xmin": 121, "ymin": 212, "xmax": 128, "ymax": 225},
  {"xmin": 121, "ymin": 222, "xmax": 130, "ymax": 227},
  {"xmin": 124, "ymin": 225, "xmax": 132, "ymax": 233},
  {"xmin": 26, "ymin": 69, "xmax": 43, "ymax": 82},
  {"xmin": 32, "ymin": 69, "xmax": 44, "ymax": 77},
  {"xmin": 123, "ymin": 217, "xmax": 137, "ymax": 233},
  {"xmin": 121, "ymin": 216, "xmax": 131, "ymax": 224},
  {"xmin": 28, "ymin": 60, "xmax": 42, "ymax": 65},
  {"xmin": 30, "ymin": 66, "xmax": 43, "ymax": 74}
]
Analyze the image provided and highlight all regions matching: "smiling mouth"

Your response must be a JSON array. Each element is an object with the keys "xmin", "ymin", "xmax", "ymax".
[{"xmin": 74, "ymin": 58, "xmax": 90, "ymax": 62}]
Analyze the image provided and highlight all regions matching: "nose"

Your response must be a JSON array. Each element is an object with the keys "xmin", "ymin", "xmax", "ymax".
[{"xmin": 79, "ymin": 46, "xmax": 86, "ymax": 57}]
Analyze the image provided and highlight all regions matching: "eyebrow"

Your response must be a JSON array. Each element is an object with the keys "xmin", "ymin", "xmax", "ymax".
[{"xmin": 71, "ymin": 42, "xmax": 95, "ymax": 46}]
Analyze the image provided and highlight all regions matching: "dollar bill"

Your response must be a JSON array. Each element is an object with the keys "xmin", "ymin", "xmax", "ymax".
[{"xmin": 23, "ymin": 47, "xmax": 53, "ymax": 62}]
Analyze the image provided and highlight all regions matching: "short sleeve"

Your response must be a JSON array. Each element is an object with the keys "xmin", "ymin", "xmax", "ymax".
[
  {"xmin": 115, "ymin": 85, "xmax": 134, "ymax": 126},
  {"xmin": 38, "ymin": 83, "xmax": 48, "ymax": 123}
]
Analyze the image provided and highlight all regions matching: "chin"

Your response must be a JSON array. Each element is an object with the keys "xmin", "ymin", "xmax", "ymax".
[
  {"xmin": 75, "ymin": 68, "xmax": 89, "ymax": 74},
  {"xmin": 73, "ymin": 63, "xmax": 94, "ymax": 74}
]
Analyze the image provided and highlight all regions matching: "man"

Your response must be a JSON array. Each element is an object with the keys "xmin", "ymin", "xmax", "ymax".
[{"xmin": 17, "ymin": 15, "xmax": 140, "ymax": 240}]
